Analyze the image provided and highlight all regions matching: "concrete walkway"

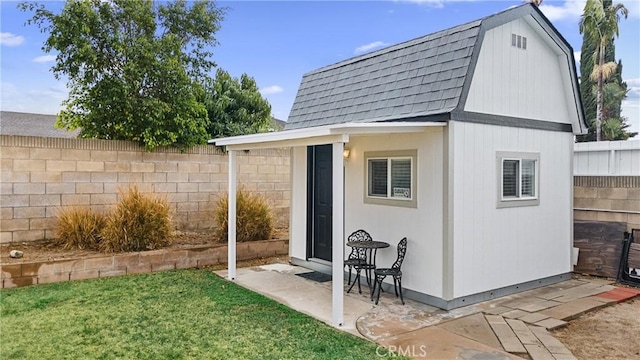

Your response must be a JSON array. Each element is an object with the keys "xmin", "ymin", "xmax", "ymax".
[{"xmin": 216, "ymin": 264, "xmax": 640, "ymax": 359}]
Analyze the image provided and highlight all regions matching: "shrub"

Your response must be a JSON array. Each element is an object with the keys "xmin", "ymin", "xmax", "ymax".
[
  {"xmin": 214, "ymin": 189, "xmax": 273, "ymax": 242},
  {"xmin": 100, "ymin": 186, "xmax": 172, "ymax": 252},
  {"xmin": 54, "ymin": 207, "xmax": 106, "ymax": 250}
]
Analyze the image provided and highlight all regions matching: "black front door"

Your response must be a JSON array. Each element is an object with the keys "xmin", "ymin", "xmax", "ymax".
[{"xmin": 307, "ymin": 145, "xmax": 332, "ymax": 261}]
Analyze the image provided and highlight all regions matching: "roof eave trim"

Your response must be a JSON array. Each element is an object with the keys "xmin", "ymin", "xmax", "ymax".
[{"xmin": 210, "ymin": 122, "xmax": 446, "ymax": 150}]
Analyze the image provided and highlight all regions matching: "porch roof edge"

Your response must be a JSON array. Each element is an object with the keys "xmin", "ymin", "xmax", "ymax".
[{"xmin": 209, "ymin": 121, "xmax": 446, "ymax": 150}]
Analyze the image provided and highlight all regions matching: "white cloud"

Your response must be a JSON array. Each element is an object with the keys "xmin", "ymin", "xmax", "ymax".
[
  {"xmin": 355, "ymin": 41, "xmax": 390, "ymax": 54},
  {"xmin": 260, "ymin": 85, "xmax": 283, "ymax": 95},
  {"xmin": 0, "ymin": 32, "xmax": 25, "ymax": 47},
  {"xmin": 539, "ymin": 0, "xmax": 586, "ymax": 22},
  {"xmin": 625, "ymin": 78, "xmax": 640, "ymax": 100},
  {"xmin": 574, "ymin": 51, "xmax": 581, "ymax": 63},
  {"xmin": 0, "ymin": 81, "xmax": 67, "ymax": 114},
  {"xmin": 32, "ymin": 55, "xmax": 56, "ymax": 63}
]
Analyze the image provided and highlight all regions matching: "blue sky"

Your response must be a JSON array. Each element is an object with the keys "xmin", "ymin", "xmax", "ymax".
[{"xmin": 1, "ymin": 0, "xmax": 639, "ymax": 133}]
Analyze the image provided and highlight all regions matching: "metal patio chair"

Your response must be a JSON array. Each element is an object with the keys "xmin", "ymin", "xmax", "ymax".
[
  {"xmin": 343, "ymin": 229, "xmax": 372, "ymax": 288},
  {"xmin": 371, "ymin": 237, "xmax": 408, "ymax": 305}
]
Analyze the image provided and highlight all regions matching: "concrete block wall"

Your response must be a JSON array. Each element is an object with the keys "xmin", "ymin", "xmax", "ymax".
[
  {"xmin": 574, "ymin": 176, "xmax": 640, "ymax": 231},
  {"xmin": 0, "ymin": 135, "xmax": 290, "ymax": 244}
]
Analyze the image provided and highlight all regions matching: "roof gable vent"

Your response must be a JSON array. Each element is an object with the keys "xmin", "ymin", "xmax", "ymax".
[{"xmin": 511, "ymin": 33, "xmax": 527, "ymax": 50}]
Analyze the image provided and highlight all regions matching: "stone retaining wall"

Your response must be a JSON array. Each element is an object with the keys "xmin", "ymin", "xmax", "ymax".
[
  {"xmin": 0, "ymin": 239, "xmax": 288, "ymax": 288},
  {"xmin": 0, "ymin": 135, "xmax": 291, "ymax": 243}
]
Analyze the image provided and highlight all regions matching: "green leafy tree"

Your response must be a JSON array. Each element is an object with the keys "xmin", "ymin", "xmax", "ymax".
[
  {"xmin": 203, "ymin": 69, "xmax": 272, "ymax": 138},
  {"xmin": 578, "ymin": 0, "xmax": 631, "ymax": 141},
  {"xmin": 20, "ymin": 0, "xmax": 225, "ymax": 149}
]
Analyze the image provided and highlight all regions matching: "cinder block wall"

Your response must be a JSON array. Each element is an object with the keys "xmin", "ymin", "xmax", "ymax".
[
  {"xmin": 574, "ymin": 176, "xmax": 640, "ymax": 231},
  {"xmin": 0, "ymin": 135, "xmax": 290, "ymax": 244}
]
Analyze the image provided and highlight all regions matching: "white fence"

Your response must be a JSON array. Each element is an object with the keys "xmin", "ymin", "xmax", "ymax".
[{"xmin": 574, "ymin": 140, "xmax": 640, "ymax": 176}]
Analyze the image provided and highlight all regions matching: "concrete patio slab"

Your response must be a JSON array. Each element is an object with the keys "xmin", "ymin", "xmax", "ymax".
[
  {"xmin": 377, "ymin": 326, "xmax": 522, "ymax": 360},
  {"xmin": 216, "ymin": 265, "xmax": 374, "ymax": 336},
  {"xmin": 438, "ymin": 313, "xmax": 503, "ymax": 350}
]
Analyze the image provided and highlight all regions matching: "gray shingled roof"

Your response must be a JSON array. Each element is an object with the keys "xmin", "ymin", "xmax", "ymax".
[
  {"xmin": 0, "ymin": 111, "xmax": 79, "ymax": 138},
  {"xmin": 286, "ymin": 20, "xmax": 482, "ymax": 130}
]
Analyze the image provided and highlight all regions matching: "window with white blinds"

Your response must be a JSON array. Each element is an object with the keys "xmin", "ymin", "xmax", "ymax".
[
  {"xmin": 367, "ymin": 157, "xmax": 413, "ymax": 200},
  {"xmin": 497, "ymin": 152, "xmax": 539, "ymax": 208}
]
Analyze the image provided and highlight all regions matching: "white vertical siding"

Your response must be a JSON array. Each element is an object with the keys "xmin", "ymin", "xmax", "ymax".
[
  {"xmin": 464, "ymin": 17, "xmax": 573, "ymax": 125},
  {"xmin": 450, "ymin": 121, "xmax": 573, "ymax": 298},
  {"xmin": 344, "ymin": 129, "xmax": 445, "ymax": 298},
  {"xmin": 290, "ymin": 146, "xmax": 308, "ymax": 260}
]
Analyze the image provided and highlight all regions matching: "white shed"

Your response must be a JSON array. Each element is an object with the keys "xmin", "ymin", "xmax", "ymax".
[{"xmin": 213, "ymin": 4, "xmax": 587, "ymax": 326}]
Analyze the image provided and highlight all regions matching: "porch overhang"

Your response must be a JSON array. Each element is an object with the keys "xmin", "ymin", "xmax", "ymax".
[
  {"xmin": 213, "ymin": 121, "xmax": 445, "ymax": 328},
  {"xmin": 209, "ymin": 121, "xmax": 446, "ymax": 150}
]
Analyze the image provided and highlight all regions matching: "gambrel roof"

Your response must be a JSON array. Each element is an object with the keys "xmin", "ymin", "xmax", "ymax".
[{"xmin": 286, "ymin": 4, "xmax": 587, "ymax": 134}]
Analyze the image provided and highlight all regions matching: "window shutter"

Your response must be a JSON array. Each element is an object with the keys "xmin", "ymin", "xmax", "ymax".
[
  {"xmin": 521, "ymin": 159, "xmax": 535, "ymax": 196},
  {"xmin": 368, "ymin": 159, "xmax": 388, "ymax": 197},
  {"xmin": 502, "ymin": 160, "xmax": 518, "ymax": 197},
  {"xmin": 390, "ymin": 159, "xmax": 411, "ymax": 198}
]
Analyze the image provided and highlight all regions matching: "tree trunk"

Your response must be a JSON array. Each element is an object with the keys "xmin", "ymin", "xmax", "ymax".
[{"xmin": 596, "ymin": 42, "xmax": 605, "ymax": 141}]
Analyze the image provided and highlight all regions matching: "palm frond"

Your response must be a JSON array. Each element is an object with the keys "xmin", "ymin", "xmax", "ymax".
[{"xmin": 590, "ymin": 62, "xmax": 617, "ymax": 82}]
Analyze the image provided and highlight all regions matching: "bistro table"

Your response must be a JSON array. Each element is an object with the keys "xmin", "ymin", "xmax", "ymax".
[{"xmin": 345, "ymin": 240, "xmax": 390, "ymax": 294}]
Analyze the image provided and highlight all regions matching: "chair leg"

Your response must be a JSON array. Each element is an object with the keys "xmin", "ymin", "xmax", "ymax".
[
  {"xmin": 347, "ymin": 266, "xmax": 352, "ymax": 285},
  {"xmin": 357, "ymin": 269, "xmax": 363, "ymax": 294},
  {"xmin": 393, "ymin": 278, "xmax": 398, "ymax": 297},
  {"xmin": 370, "ymin": 276, "xmax": 376, "ymax": 301},
  {"xmin": 346, "ymin": 268, "xmax": 359, "ymax": 293},
  {"xmin": 374, "ymin": 276, "xmax": 384, "ymax": 305},
  {"xmin": 397, "ymin": 277, "xmax": 405, "ymax": 305}
]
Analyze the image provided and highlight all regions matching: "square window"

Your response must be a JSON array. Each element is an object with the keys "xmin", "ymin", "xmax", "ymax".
[
  {"xmin": 364, "ymin": 150, "xmax": 417, "ymax": 208},
  {"xmin": 497, "ymin": 152, "xmax": 540, "ymax": 208}
]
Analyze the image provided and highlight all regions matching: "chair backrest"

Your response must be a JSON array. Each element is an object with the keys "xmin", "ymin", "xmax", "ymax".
[
  {"xmin": 347, "ymin": 229, "xmax": 372, "ymax": 260},
  {"xmin": 391, "ymin": 237, "xmax": 408, "ymax": 270}
]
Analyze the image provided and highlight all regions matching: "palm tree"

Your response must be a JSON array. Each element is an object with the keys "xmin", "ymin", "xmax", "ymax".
[{"xmin": 579, "ymin": 0, "xmax": 628, "ymax": 141}]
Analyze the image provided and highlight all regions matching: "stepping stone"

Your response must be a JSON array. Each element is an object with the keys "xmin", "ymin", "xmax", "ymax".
[
  {"xmin": 538, "ymin": 297, "xmax": 610, "ymax": 321},
  {"xmin": 483, "ymin": 306, "xmax": 512, "ymax": 315},
  {"xmin": 505, "ymin": 319, "xmax": 540, "ymax": 345},
  {"xmin": 518, "ymin": 312, "xmax": 550, "ymax": 324},
  {"xmin": 438, "ymin": 313, "xmax": 503, "ymax": 350},
  {"xmin": 551, "ymin": 285, "xmax": 616, "ymax": 303},
  {"xmin": 534, "ymin": 318, "xmax": 567, "ymax": 330},
  {"xmin": 595, "ymin": 287, "xmax": 640, "ymax": 303},
  {"xmin": 484, "ymin": 315, "xmax": 527, "ymax": 354},
  {"xmin": 537, "ymin": 282, "xmax": 602, "ymax": 301},
  {"xmin": 502, "ymin": 309, "xmax": 530, "ymax": 319},
  {"xmin": 524, "ymin": 344, "xmax": 555, "ymax": 360},
  {"xmin": 529, "ymin": 325, "xmax": 574, "ymax": 356},
  {"xmin": 517, "ymin": 300, "xmax": 562, "ymax": 312}
]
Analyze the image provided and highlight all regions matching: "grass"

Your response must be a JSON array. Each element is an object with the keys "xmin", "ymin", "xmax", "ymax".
[{"xmin": 0, "ymin": 270, "xmax": 380, "ymax": 359}]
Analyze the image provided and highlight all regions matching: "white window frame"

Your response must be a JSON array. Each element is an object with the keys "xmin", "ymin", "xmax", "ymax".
[
  {"xmin": 496, "ymin": 151, "xmax": 540, "ymax": 208},
  {"xmin": 364, "ymin": 150, "xmax": 417, "ymax": 208}
]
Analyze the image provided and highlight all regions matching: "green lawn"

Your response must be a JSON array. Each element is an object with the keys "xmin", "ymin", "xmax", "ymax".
[{"xmin": 0, "ymin": 269, "xmax": 381, "ymax": 359}]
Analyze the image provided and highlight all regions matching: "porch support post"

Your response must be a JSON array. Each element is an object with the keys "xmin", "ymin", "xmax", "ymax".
[
  {"xmin": 228, "ymin": 149, "xmax": 237, "ymax": 280},
  {"xmin": 331, "ymin": 142, "xmax": 345, "ymax": 327}
]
